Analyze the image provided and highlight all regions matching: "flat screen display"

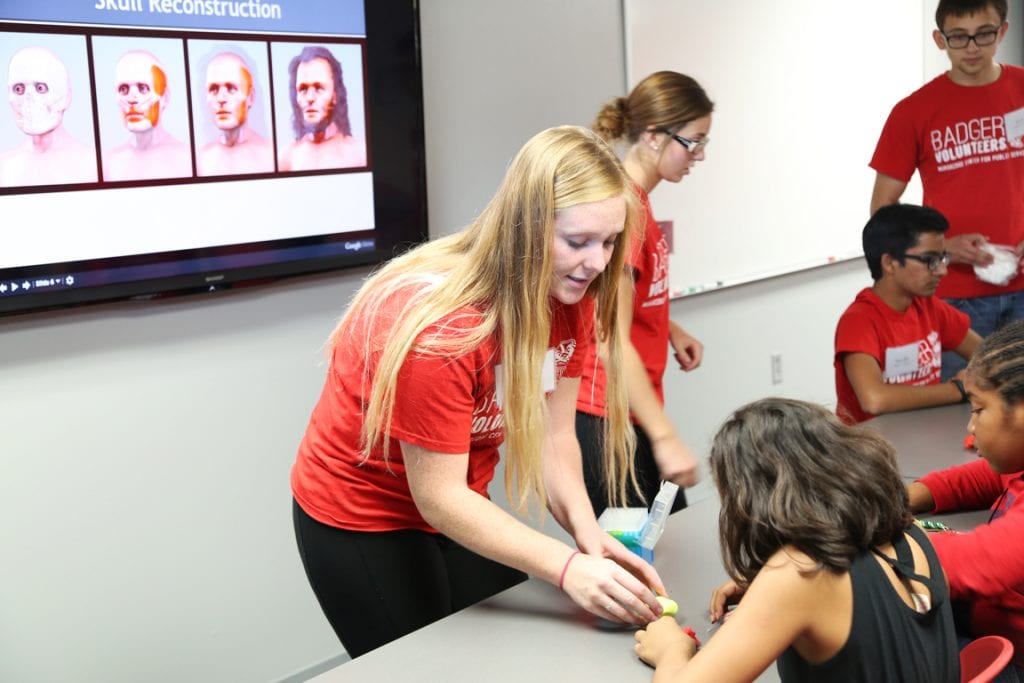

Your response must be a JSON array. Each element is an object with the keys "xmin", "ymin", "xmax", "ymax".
[{"xmin": 0, "ymin": 0, "xmax": 426, "ymax": 315}]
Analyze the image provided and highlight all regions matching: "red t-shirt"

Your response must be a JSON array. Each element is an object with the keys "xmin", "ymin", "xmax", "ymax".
[
  {"xmin": 870, "ymin": 65, "xmax": 1024, "ymax": 298},
  {"xmin": 834, "ymin": 288, "xmax": 969, "ymax": 424},
  {"xmin": 291, "ymin": 287, "xmax": 594, "ymax": 532},
  {"xmin": 577, "ymin": 186, "xmax": 669, "ymax": 418}
]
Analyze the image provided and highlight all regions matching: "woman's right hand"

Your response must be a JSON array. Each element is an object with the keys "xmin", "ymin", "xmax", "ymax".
[
  {"xmin": 708, "ymin": 578, "xmax": 745, "ymax": 623},
  {"xmin": 561, "ymin": 551, "xmax": 662, "ymax": 625}
]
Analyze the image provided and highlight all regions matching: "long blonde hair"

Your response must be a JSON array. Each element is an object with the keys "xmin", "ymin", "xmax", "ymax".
[{"xmin": 329, "ymin": 125, "xmax": 639, "ymax": 511}]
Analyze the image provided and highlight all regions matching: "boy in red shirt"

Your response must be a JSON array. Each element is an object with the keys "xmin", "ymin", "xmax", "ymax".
[
  {"xmin": 870, "ymin": 0, "xmax": 1024, "ymax": 380},
  {"xmin": 835, "ymin": 204, "xmax": 981, "ymax": 423}
]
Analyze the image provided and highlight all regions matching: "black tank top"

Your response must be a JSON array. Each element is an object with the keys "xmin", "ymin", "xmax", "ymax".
[{"xmin": 775, "ymin": 523, "xmax": 958, "ymax": 682}]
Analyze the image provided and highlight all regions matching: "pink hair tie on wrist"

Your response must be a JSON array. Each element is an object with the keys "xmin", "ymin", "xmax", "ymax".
[{"xmin": 558, "ymin": 550, "xmax": 581, "ymax": 591}]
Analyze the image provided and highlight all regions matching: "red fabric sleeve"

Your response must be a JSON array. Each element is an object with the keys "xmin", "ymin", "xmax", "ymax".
[
  {"xmin": 561, "ymin": 295, "xmax": 594, "ymax": 378},
  {"xmin": 388, "ymin": 347, "xmax": 479, "ymax": 454},
  {"xmin": 928, "ymin": 472, "xmax": 1024, "ymax": 600},
  {"xmin": 934, "ymin": 298, "xmax": 971, "ymax": 351},
  {"xmin": 869, "ymin": 99, "xmax": 920, "ymax": 183},
  {"xmin": 835, "ymin": 308, "xmax": 882, "ymax": 361},
  {"xmin": 918, "ymin": 459, "xmax": 1004, "ymax": 513},
  {"xmin": 625, "ymin": 188, "xmax": 654, "ymax": 275}
]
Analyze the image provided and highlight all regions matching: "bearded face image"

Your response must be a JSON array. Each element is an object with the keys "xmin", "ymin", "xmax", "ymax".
[{"xmin": 294, "ymin": 57, "xmax": 336, "ymax": 135}]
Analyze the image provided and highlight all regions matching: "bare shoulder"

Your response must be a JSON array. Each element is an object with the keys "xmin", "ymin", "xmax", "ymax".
[
  {"xmin": 760, "ymin": 545, "xmax": 821, "ymax": 575},
  {"xmin": 707, "ymin": 546, "xmax": 846, "ymax": 664},
  {"xmin": 750, "ymin": 546, "xmax": 845, "ymax": 604},
  {"xmin": 744, "ymin": 545, "xmax": 852, "ymax": 661}
]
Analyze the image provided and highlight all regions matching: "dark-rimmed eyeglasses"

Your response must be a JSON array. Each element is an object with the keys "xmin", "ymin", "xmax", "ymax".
[
  {"xmin": 901, "ymin": 251, "xmax": 951, "ymax": 272},
  {"xmin": 653, "ymin": 128, "xmax": 708, "ymax": 154},
  {"xmin": 941, "ymin": 28, "xmax": 1000, "ymax": 49}
]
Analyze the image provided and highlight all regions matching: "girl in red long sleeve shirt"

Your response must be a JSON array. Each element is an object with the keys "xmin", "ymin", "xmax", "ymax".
[{"xmin": 909, "ymin": 318, "xmax": 1024, "ymax": 673}]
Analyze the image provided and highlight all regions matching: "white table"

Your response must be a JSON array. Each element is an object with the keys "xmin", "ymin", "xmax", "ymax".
[
  {"xmin": 308, "ymin": 495, "xmax": 762, "ymax": 682},
  {"xmin": 867, "ymin": 403, "xmax": 979, "ymax": 479},
  {"xmin": 309, "ymin": 403, "xmax": 988, "ymax": 682}
]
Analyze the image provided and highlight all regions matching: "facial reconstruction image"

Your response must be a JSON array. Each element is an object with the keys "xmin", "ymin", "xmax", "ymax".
[
  {"xmin": 192, "ymin": 44, "xmax": 274, "ymax": 177},
  {"xmin": 0, "ymin": 39, "xmax": 97, "ymax": 187},
  {"xmin": 95, "ymin": 39, "xmax": 193, "ymax": 182},
  {"xmin": 274, "ymin": 44, "xmax": 366, "ymax": 172}
]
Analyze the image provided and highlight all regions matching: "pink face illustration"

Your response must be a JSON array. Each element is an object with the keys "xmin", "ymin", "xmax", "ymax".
[
  {"xmin": 206, "ymin": 53, "xmax": 253, "ymax": 132},
  {"xmin": 8, "ymin": 46, "xmax": 71, "ymax": 136},
  {"xmin": 115, "ymin": 51, "xmax": 167, "ymax": 133}
]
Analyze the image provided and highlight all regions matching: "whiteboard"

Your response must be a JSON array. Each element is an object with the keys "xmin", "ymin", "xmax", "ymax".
[{"xmin": 624, "ymin": 0, "xmax": 932, "ymax": 297}]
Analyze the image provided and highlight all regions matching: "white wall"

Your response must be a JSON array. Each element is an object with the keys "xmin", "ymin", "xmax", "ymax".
[
  {"xmin": 665, "ymin": 259, "xmax": 868, "ymax": 502},
  {"xmin": 0, "ymin": 274, "xmax": 361, "ymax": 683},
  {"xmin": 1, "ymin": 1, "xmax": 1020, "ymax": 681},
  {"xmin": 627, "ymin": 0, "xmax": 921, "ymax": 295}
]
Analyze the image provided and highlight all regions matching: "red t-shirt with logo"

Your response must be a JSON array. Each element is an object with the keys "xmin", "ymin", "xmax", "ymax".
[
  {"xmin": 577, "ymin": 186, "xmax": 670, "ymax": 418},
  {"xmin": 834, "ymin": 288, "xmax": 970, "ymax": 424},
  {"xmin": 292, "ymin": 287, "xmax": 594, "ymax": 532},
  {"xmin": 870, "ymin": 65, "xmax": 1024, "ymax": 298}
]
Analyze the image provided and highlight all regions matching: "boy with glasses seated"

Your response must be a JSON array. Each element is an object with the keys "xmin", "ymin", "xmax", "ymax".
[
  {"xmin": 869, "ymin": 0, "xmax": 1024, "ymax": 382},
  {"xmin": 835, "ymin": 204, "xmax": 982, "ymax": 424}
]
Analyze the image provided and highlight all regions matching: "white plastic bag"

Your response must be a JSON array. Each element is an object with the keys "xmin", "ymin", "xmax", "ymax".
[{"xmin": 974, "ymin": 243, "xmax": 1020, "ymax": 286}]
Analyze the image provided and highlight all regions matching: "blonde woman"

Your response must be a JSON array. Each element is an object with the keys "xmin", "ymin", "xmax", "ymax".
[
  {"xmin": 578, "ymin": 72, "xmax": 712, "ymax": 517},
  {"xmin": 291, "ymin": 126, "xmax": 667, "ymax": 657}
]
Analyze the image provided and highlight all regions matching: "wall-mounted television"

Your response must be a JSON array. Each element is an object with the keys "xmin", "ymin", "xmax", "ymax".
[{"xmin": 0, "ymin": 0, "xmax": 426, "ymax": 316}]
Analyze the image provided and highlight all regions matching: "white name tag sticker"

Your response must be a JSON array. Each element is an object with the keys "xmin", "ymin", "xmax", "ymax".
[
  {"xmin": 884, "ymin": 342, "xmax": 920, "ymax": 380},
  {"xmin": 542, "ymin": 348, "xmax": 557, "ymax": 393},
  {"xmin": 494, "ymin": 363, "xmax": 505, "ymax": 409},
  {"xmin": 1006, "ymin": 106, "xmax": 1024, "ymax": 141}
]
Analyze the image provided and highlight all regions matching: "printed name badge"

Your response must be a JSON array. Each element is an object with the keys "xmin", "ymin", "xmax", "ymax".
[
  {"xmin": 884, "ymin": 342, "xmax": 920, "ymax": 380},
  {"xmin": 496, "ymin": 353, "xmax": 556, "ymax": 402},
  {"xmin": 494, "ymin": 363, "xmax": 505, "ymax": 409},
  {"xmin": 542, "ymin": 348, "xmax": 557, "ymax": 393},
  {"xmin": 1006, "ymin": 106, "xmax": 1024, "ymax": 141}
]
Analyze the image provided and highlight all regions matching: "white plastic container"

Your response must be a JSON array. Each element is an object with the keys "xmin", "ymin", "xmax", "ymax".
[{"xmin": 598, "ymin": 481, "xmax": 679, "ymax": 561}]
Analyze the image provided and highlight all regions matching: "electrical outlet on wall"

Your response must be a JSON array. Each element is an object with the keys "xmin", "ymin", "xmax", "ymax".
[{"xmin": 771, "ymin": 353, "xmax": 783, "ymax": 385}]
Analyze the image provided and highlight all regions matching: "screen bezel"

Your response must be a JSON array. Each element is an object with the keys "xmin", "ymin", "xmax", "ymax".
[{"xmin": 0, "ymin": 0, "xmax": 426, "ymax": 316}]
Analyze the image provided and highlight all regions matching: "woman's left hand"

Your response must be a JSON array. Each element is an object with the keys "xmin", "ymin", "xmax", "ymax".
[
  {"xmin": 669, "ymin": 323, "xmax": 704, "ymax": 371},
  {"xmin": 651, "ymin": 433, "xmax": 700, "ymax": 489}
]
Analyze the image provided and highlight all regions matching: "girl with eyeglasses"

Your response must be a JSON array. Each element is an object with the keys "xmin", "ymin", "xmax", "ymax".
[
  {"xmin": 576, "ymin": 71, "xmax": 712, "ymax": 519},
  {"xmin": 636, "ymin": 398, "xmax": 959, "ymax": 682},
  {"xmin": 908, "ymin": 319, "xmax": 1024, "ymax": 676}
]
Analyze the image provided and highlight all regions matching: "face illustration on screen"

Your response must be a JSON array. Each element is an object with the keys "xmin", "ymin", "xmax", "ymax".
[
  {"xmin": 205, "ymin": 53, "xmax": 252, "ymax": 132},
  {"xmin": 295, "ymin": 57, "xmax": 336, "ymax": 133},
  {"xmin": 115, "ymin": 51, "xmax": 167, "ymax": 133},
  {"xmin": 1, "ymin": 1, "xmax": 425, "ymax": 317},
  {"xmin": 8, "ymin": 46, "xmax": 70, "ymax": 136}
]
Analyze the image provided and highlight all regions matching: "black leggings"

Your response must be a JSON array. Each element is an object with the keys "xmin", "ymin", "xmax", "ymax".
[
  {"xmin": 576, "ymin": 411, "xmax": 687, "ymax": 519},
  {"xmin": 292, "ymin": 499, "xmax": 527, "ymax": 658}
]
